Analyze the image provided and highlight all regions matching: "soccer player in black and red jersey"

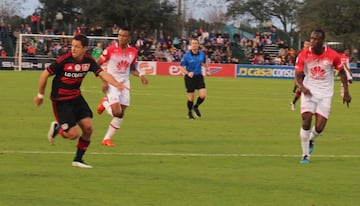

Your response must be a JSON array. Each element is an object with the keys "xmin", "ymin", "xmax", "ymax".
[{"xmin": 34, "ymin": 34, "xmax": 127, "ymax": 168}]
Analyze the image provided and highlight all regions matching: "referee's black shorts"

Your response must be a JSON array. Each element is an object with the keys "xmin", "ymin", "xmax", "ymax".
[{"xmin": 184, "ymin": 74, "xmax": 206, "ymax": 93}]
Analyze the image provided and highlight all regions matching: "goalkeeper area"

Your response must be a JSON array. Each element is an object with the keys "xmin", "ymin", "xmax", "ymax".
[{"xmin": 14, "ymin": 33, "xmax": 117, "ymax": 71}]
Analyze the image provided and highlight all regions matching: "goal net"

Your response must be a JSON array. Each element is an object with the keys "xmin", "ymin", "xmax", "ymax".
[{"xmin": 15, "ymin": 33, "xmax": 117, "ymax": 71}]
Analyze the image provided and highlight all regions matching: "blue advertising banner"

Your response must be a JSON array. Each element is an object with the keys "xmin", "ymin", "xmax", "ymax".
[{"xmin": 236, "ymin": 64, "xmax": 295, "ymax": 79}]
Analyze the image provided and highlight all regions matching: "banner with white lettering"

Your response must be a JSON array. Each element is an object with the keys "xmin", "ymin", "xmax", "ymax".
[{"xmin": 236, "ymin": 64, "xmax": 295, "ymax": 79}]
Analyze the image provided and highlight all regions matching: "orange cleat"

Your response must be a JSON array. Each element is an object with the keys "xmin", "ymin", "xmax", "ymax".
[
  {"xmin": 102, "ymin": 139, "xmax": 115, "ymax": 147},
  {"xmin": 97, "ymin": 97, "xmax": 107, "ymax": 115}
]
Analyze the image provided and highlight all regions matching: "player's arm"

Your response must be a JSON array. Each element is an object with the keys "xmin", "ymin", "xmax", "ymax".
[
  {"xmin": 339, "ymin": 69, "xmax": 351, "ymax": 107},
  {"xmin": 202, "ymin": 53, "xmax": 210, "ymax": 76},
  {"xmin": 96, "ymin": 56, "xmax": 110, "ymax": 92},
  {"xmin": 294, "ymin": 54, "xmax": 311, "ymax": 96},
  {"xmin": 343, "ymin": 62, "xmax": 353, "ymax": 83},
  {"xmin": 178, "ymin": 65, "xmax": 194, "ymax": 78},
  {"xmin": 98, "ymin": 70, "xmax": 128, "ymax": 91},
  {"xmin": 202, "ymin": 62, "xmax": 210, "ymax": 76},
  {"xmin": 34, "ymin": 69, "xmax": 50, "ymax": 107},
  {"xmin": 130, "ymin": 64, "xmax": 148, "ymax": 85}
]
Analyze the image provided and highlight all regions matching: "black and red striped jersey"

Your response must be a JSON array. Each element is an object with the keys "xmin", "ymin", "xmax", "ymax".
[{"xmin": 47, "ymin": 52, "xmax": 103, "ymax": 101}]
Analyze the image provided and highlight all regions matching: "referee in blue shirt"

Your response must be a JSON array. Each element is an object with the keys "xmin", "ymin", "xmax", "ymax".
[{"xmin": 178, "ymin": 38, "xmax": 210, "ymax": 119}]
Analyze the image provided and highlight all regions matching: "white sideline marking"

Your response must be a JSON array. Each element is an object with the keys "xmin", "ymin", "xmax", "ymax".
[{"xmin": 1, "ymin": 150, "xmax": 360, "ymax": 158}]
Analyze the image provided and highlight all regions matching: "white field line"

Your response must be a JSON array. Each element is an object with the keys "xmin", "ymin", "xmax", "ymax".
[{"xmin": 1, "ymin": 150, "xmax": 360, "ymax": 158}]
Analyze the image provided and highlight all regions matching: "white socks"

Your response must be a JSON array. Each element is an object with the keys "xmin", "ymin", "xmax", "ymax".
[
  {"xmin": 300, "ymin": 128, "xmax": 310, "ymax": 156},
  {"xmin": 103, "ymin": 117, "xmax": 123, "ymax": 140},
  {"xmin": 309, "ymin": 126, "xmax": 320, "ymax": 141},
  {"xmin": 103, "ymin": 101, "xmax": 113, "ymax": 116}
]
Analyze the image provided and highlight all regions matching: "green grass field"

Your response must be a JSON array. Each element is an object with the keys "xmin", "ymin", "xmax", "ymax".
[{"xmin": 1, "ymin": 70, "xmax": 359, "ymax": 206}]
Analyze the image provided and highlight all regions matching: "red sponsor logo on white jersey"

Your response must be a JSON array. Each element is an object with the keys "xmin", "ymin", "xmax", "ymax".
[{"xmin": 310, "ymin": 66, "xmax": 326, "ymax": 80}]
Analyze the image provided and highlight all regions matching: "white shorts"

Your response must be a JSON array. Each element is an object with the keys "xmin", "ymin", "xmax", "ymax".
[
  {"xmin": 106, "ymin": 80, "xmax": 130, "ymax": 106},
  {"xmin": 300, "ymin": 94, "xmax": 332, "ymax": 119}
]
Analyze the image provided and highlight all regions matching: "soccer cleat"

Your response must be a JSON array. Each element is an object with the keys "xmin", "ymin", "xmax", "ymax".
[
  {"xmin": 193, "ymin": 106, "xmax": 201, "ymax": 117},
  {"xmin": 72, "ymin": 160, "xmax": 93, "ymax": 168},
  {"xmin": 290, "ymin": 102, "xmax": 296, "ymax": 111},
  {"xmin": 102, "ymin": 139, "xmax": 115, "ymax": 147},
  {"xmin": 309, "ymin": 140, "xmax": 314, "ymax": 154},
  {"xmin": 97, "ymin": 97, "xmax": 107, "ymax": 115},
  {"xmin": 300, "ymin": 155, "xmax": 310, "ymax": 164},
  {"xmin": 188, "ymin": 111, "xmax": 195, "ymax": 120},
  {"xmin": 47, "ymin": 121, "xmax": 59, "ymax": 144}
]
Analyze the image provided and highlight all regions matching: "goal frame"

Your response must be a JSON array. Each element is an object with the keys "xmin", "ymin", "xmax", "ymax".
[{"xmin": 16, "ymin": 33, "xmax": 117, "ymax": 71}]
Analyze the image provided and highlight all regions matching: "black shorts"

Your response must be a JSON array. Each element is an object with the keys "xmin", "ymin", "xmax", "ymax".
[
  {"xmin": 52, "ymin": 95, "xmax": 93, "ymax": 131},
  {"xmin": 184, "ymin": 74, "xmax": 206, "ymax": 93}
]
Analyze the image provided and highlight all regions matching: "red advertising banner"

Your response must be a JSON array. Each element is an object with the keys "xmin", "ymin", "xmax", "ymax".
[
  {"xmin": 148, "ymin": 61, "xmax": 236, "ymax": 77},
  {"xmin": 207, "ymin": 63, "xmax": 236, "ymax": 77}
]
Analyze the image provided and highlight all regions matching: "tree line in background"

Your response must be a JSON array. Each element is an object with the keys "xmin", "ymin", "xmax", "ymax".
[{"xmin": 1, "ymin": 0, "xmax": 360, "ymax": 53}]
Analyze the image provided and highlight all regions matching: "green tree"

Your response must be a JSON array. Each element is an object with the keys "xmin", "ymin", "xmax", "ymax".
[
  {"xmin": 297, "ymin": 0, "xmax": 360, "ymax": 49},
  {"xmin": 38, "ymin": 0, "xmax": 178, "ymax": 36},
  {"xmin": 0, "ymin": 0, "xmax": 26, "ymax": 22},
  {"xmin": 226, "ymin": 0, "xmax": 301, "ymax": 33}
]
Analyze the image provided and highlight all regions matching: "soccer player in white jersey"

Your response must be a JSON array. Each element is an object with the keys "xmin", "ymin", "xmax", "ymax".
[
  {"xmin": 96, "ymin": 26, "xmax": 148, "ymax": 146},
  {"xmin": 294, "ymin": 28, "xmax": 351, "ymax": 164}
]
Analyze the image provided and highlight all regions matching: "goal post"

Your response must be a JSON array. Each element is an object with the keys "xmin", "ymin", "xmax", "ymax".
[{"xmin": 16, "ymin": 33, "xmax": 117, "ymax": 71}]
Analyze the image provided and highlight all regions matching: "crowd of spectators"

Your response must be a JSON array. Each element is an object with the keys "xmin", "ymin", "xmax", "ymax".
[{"xmin": 0, "ymin": 15, "xmax": 298, "ymax": 66}]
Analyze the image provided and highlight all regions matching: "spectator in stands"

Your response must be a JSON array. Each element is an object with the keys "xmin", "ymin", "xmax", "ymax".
[
  {"xmin": 270, "ymin": 26, "xmax": 278, "ymax": 43},
  {"xmin": 286, "ymin": 48, "xmax": 296, "ymax": 66},
  {"xmin": 26, "ymin": 43, "xmax": 36, "ymax": 57},
  {"xmin": 111, "ymin": 24, "xmax": 119, "ymax": 37},
  {"xmin": 31, "ymin": 9, "xmax": 40, "ymax": 34},
  {"xmin": 0, "ymin": 45, "xmax": 7, "ymax": 57},
  {"xmin": 172, "ymin": 36, "xmax": 180, "ymax": 49},
  {"xmin": 94, "ymin": 25, "xmax": 103, "ymax": 36},
  {"xmin": 45, "ymin": 18, "xmax": 53, "ymax": 34},
  {"xmin": 91, "ymin": 42, "xmax": 103, "ymax": 61},
  {"xmin": 74, "ymin": 27, "xmax": 82, "ymax": 35},
  {"xmin": 252, "ymin": 51, "xmax": 264, "ymax": 65},
  {"xmin": 233, "ymin": 31, "xmax": 240, "ymax": 45}
]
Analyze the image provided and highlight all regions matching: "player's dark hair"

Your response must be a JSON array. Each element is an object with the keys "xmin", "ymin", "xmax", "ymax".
[
  {"xmin": 313, "ymin": 28, "xmax": 326, "ymax": 40},
  {"xmin": 119, "ymin": 26, "xmax": 130, "ymax": 32},
  {"xmin": 73, "ymin": 34, "xmax": 89, "ymax": 47}
]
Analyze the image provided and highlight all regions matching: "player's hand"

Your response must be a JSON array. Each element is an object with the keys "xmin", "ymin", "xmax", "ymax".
[
  {"xmin": 140, "ymin": 76, "xmax": 148, "ymax": 85},
  {"xmin": 343, "ymin": 92, "xmax": 351, "ymax": 108},
  {"xmin": 115, "ymin": 81, "xmax": 129, "ymax": 91},
  {"xmin": 102, "ymin": 82, "xmax": 109, "ymax": 93},
  {"xmin": 34, "ymin": 96, "xmax": 43, "ymax": 107},
  {"xmin": 187, "ymin": 72, "xmax": 194, "ymax": 78},
  {"xmin": 206, "ymin": 70, "xmax": 211, "ymax": 76},
  {"xmin": 300, "ymin": 86, "xmax": 312, "ymax": 97}
]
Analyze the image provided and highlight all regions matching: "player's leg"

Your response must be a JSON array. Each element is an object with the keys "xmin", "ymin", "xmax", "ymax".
[
  {"xmin": 299, "ymin": 94, "xmax": 315, "ymax": 163},
  {"xmin": 71, "ymin": 97, "xmax": 94, "ymax": 168},
  {"xmin": 187, "ymin": 92, "xmax": 195, "ymax": 119},
  {"xmin": 102, "ymin": 104, "xmax": 128, "ymax": 147},
  {"xmin": 193, "ymin": 76, "xmax": 206, "ymax": 117},
  {"xmin": 102, "ymin": 89, "xmax": 129, "ymax": 146},
  {"xmin": 48, "ymin": 100, "xmax": 81, "ymax": 143},
  {"xmin": 309, "ymin": 97, "xmax": 331, "ymax": 154},
  {"xmin": 72, "ymin": 117, "xmax": 93, "ymax": 168},
  {"xmin": 300, "ymin": 112, "xmax": 312, "ymax": 163},
  {"xmin": 185, "ymin": 77, "xmax": 195, "ymax": 119}
]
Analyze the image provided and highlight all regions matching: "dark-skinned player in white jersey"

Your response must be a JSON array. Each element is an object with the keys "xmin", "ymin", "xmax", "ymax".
[{"xmin": 295, "ymin": 29, "xmax": 351, "ymax": 164}]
